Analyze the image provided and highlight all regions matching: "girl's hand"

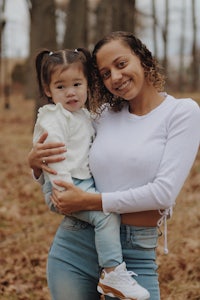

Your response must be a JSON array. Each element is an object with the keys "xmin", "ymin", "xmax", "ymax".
[
  {"xmin": 28, "ymin": 132, "xmax": 67, "ymax": 178},
  {"xmin": 51, "ymin": 181, "xmax": 86, "ymax": 214}
]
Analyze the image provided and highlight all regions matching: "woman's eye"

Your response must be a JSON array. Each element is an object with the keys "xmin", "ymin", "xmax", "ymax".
[
  {"xmin": 118, "ymin": 61, "xmax": 126, "ymax": 68},
  {"xmin": 74, "ymin": 82, "xmax": 81, "ymax": 87},
  {"xmin": 101, "ymin": 71, "xmax": 110, "ymax": 80}
]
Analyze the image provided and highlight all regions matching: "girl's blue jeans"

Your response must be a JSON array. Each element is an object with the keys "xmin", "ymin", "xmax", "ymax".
[
  {"xmin": 43, "ymin": 178, "xmax": 122, "ymax": 267},
  {"xmin": 47, "ymin": 217, "xmax": 160, "ymax": 300}
]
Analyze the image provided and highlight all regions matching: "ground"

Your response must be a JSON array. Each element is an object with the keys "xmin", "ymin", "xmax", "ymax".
[{"xmin": 0, "ymin": 93, "xmax": 199, "ymax": 300}]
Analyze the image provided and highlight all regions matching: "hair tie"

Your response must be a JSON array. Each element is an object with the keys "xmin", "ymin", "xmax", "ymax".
[
  {"xmin": 74, "ymin": 49, "xmax": 78, "ymax": 53},
  {"xmin": 49, "ymin": 51, "xmax": 53, "ymax": 56}
]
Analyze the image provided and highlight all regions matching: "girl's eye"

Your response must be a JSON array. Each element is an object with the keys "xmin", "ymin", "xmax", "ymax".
[{"xmin": 57, "ymin": 85, "xmax": 64, "ymax": 89}]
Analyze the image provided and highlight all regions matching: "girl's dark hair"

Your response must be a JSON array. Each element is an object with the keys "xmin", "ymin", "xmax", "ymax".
[
  {"xmin": 35, "ymin": 48, "xmax": 93, "ymax": 109},
  {"xmin": 91, "ymin": 31, "xmax": 166, "ymax": 114}
]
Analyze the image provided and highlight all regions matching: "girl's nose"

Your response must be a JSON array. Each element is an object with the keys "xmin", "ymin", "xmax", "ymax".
[{"xmin": 66, "ymin": 87, "xmax": 75, "ymax": 96}]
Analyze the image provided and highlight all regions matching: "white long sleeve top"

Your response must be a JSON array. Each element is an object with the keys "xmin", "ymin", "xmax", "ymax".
[
  {"xmin": 89, "ymin": 94, "xmax": 200, "ymax": 214},
  {"xmin": 33, "ymin": 103, "xmax": 95, "ymax": 190}
]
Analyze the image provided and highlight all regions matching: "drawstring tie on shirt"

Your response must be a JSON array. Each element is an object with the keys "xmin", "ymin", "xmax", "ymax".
[{"xmin": 157, "ymin": 208, "xmax": 172, "ymax": 254}]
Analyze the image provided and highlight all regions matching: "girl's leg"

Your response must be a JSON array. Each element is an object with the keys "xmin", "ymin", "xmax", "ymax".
[
  {"xmin": 105, "ymin": 225, "xmax": 160, "ymax": 300},
  {"xmin": 74, "ymin": 211, "xmax": 122, "ymax": 267},
  {"xmin": 47, "ymin": 216, "xmax": 101, "ymax": 300},
  {"xmin": 72, "ymin": 178, "xmax": 123, "ymax": 267},
  {"xmin": 106, "ymin": 225, "xmax": 160, "ymax": 300}
]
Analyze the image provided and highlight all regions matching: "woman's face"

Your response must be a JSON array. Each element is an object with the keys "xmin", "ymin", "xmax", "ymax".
[{"xmin": 96, "ymin": 40, "xmax": 146, "ymax": 101}]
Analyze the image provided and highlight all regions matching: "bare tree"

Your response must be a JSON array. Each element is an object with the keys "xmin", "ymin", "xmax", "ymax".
[
  {"xmin": 0, "ymin": 0, "xmax": 10, "ymax": 109},
  {"xmin": 0, "ymin": 0, "xmax": 6, "ymax": 61},
  {"xmin": 94, "ymin": 0, "xmax": 112, "ymax": 42},
  {"xmin": 151, "ymin": 0, "xmax": 158, "ymax": 58},
  {"xmin": 95, "ymin": 0, "xmax": 136, "ymax": 44},
  {"xmin": 63, "ymin": 0, "xmax": 88, "ymax": 48},
  {"xmin": 112, "ymin": 0, "xmax": 136, "ymax": 32},
  {"xmin": 30, "ymin": 0, "xmax": 57, "ymax": 53},
  {"xmin": 191, "ymin": 0, "xmax": 199, "ymax": 90},
  {"xmin": 178, "ymin": 0, "xmax": 186, "ymax": 91},
  {"xmin": 25, "ymin": 0, "xmax": 57, "ymax": 121},
  {"xmin": 162, "ymin": 0, "xmax": 169, "ymax": 76}
]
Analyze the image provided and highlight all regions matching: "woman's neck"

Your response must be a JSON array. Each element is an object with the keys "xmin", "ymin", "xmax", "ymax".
[{"xmin": 128, "ymin": 88, "xmax": 165, "ymax": 116}]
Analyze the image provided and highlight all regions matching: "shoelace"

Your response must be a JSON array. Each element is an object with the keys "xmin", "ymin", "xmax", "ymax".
[
  {"xmin": 117, "ymin": 269, "xmax": 138, "ymax": 284},
  {"xmin": 157, "ymin": 208, "xmax": 172, "ymax": 254}
]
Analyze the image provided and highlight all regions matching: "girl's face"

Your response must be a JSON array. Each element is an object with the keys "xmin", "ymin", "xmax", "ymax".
[
  {"xmin": 45, "ymin": 62, "xmax": 88, "ymax": 112},
  {"xmin": 96, "ymin": 40, "xmax": 146, "ymax": 102}
]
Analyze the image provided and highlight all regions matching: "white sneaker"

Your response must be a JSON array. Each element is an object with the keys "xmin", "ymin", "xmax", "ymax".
[{"xmin": 97, "ymin": 262, "xmax": 150, "ymax": 300}]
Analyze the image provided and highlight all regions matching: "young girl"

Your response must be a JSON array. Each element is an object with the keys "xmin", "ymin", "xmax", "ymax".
[{"xmin": 33, "ymin": 48, "xmax": 150, "ymax": 300}]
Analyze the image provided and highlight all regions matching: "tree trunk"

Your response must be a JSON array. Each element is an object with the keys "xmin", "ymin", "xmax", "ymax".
[
  {"xmin": 162, "ymin": 0, "xmax": 169, "ymax": 77},
  {"xmin": 0, "ymin": 0, "xmax": 10, "ymax": 109},
  {"xmin": 63, "ymin": 0, "xmax": 88, "ymax": 49},
  {"xmin": 112, "ymin": 0, "xmax": 135, "ymax": 32},
  {"xmin": 178, "ymin": 0, "xmax": 186, "ymax": 91},
  {"xmin": 95, "ymin": 0, "xmax": 136, "ymax": 44},
  {"xmin": 151, "ymin": 0, "xmax": 158, "ymax": 58},
  {"xmin": 191, "ymin": 0, "xmax": 199, "ymax": 90},
  {"xmin": 25, "ymin": 0, "xmax": 57, "ymax": 125},
  {"xmin": 0, "ymin": 0, "xmax": 6, "ymax": 61}
]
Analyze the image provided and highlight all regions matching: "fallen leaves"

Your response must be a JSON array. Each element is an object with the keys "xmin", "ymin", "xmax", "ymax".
[{"xmin": 0, "ymin": 94, "xmax": 200, "ymax": 300}]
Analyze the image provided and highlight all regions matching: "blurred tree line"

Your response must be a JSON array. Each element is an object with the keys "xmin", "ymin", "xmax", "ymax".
[
  {"xmin": 1, "ymin": 0, "xmax": 199, "ymax": 111},
  {"xmin": 25, "ymin": 0, "xmax": 139, "ymax": 112}
]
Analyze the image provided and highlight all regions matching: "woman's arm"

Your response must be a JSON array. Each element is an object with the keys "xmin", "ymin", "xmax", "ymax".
[
  {"xmin": 51, "ymin": 99, "xmax": 200, "ymax": 215},
  {"xmin": 28, "ymin": 132, "xmax": 67, "ymax": 179},
  {"xmin": 102, "ymin": 100, "xmax": 200, "ymax": 214}
]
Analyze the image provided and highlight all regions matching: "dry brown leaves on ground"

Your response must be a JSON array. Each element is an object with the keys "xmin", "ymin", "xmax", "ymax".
[{"xmin": 0, "ymin": 94, "xmax": 200, "ymax": 300}]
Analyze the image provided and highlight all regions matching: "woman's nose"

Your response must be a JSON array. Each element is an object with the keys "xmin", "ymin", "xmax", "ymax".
[{"xmin": 111, "ymin": 69, "xmax": 122, "ymax": 82}]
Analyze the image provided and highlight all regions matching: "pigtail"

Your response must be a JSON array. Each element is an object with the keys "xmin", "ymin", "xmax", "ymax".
[
  {"xmin": 35, "ymin": 49, "xmax": 50, "ymax": 99},
  {"xmin": 81, "ymin": 48, "xmax": 93, "ymax": 80},
  {"xmin": 76, "ymin": 48, "xmax": 92, "ymax": 63},
  {"xmin": 75, "ymin": 48, "xmax": 94, "ymax": 111}
]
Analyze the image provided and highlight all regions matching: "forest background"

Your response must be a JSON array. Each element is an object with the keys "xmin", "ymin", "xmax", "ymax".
[{"xmin": 0, "ymin": 0, "xmax": 200, "ymax": 299}]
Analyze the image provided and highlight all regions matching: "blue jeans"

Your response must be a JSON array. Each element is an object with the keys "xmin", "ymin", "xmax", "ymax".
[
  {"xmin": 47, "ymin": 217, "xmax": 160, "ymax": 300},
  {"xmin": 43, "ymin": 178, "xmax": 122, "ymax": 267}
]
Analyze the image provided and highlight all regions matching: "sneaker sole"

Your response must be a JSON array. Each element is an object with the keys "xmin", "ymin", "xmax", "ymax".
[
  {"xmin": 98, "ymin": 283, "xmax": 150, "ymax": 300},
  {"xmin": 97, "ymin": 283, "xmax": 138, "ymax": 300}
]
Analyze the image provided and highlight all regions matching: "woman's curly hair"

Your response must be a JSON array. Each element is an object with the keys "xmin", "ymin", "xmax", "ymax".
[{"xmin": 90, "ymin": 31, "xmax": 166, "ymax": 115}]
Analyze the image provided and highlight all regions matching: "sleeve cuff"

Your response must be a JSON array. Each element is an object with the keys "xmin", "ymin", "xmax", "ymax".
[{"xmin": 32, "ymin": 170, "xmax": 44, "ymax": 185}]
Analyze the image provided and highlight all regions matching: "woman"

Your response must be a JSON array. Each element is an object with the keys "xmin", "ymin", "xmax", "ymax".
[{"xmin": 28, "ymin": 31, "xmax": 200, "ymax": 300}]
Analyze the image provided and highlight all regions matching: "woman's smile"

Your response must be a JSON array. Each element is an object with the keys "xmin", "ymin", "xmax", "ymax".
[{"xmin": 115, "ymin": 79, "xmax": 131, "ymax": 92}]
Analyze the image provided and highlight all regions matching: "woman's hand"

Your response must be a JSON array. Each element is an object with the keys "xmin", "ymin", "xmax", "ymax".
[
  {"xmin": 51, "ymin": 181, "xmax": 86, "ymax": 214},
  {"xmin": 28, "ymin": 132, "xmax": 67, "ymax": 178},
  {"xmin": 51, "ymin": 180, "xmax": 103, "ymax": 215}
]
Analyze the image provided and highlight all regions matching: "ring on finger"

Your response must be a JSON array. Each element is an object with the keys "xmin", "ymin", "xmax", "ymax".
[{"xmin": 42, "ymin": 159, "xmax": 47, "ymax": 165}]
